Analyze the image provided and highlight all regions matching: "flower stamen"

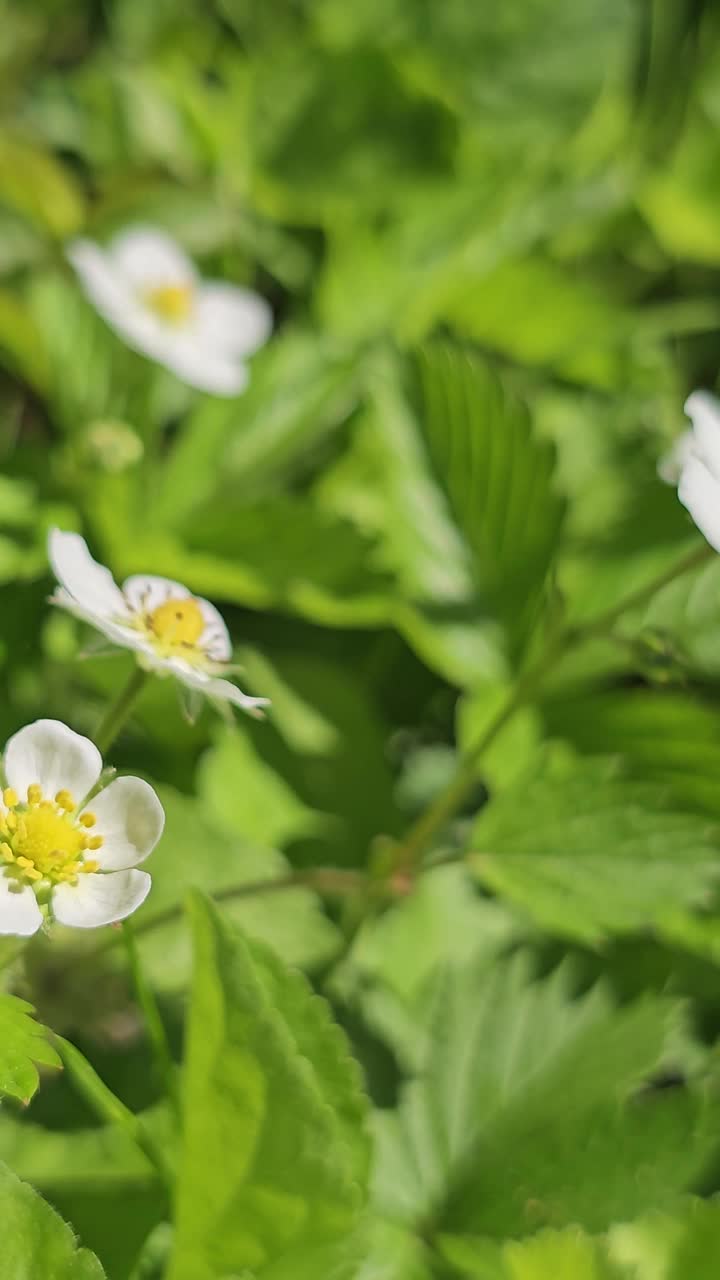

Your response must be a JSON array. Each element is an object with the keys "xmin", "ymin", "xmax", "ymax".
[
  {"xmin": 144, "ymin": 282, "xmax": 194, "ymax": 326},
  {"xmin": 1, "ymin": 782, "xmax": 103, "ymax": 890},
  {"xmin": 148, "ymin": 597, "xmax": 205, "ymax": 648}
]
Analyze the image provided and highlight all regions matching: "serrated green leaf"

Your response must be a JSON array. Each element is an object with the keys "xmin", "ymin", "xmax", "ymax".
[
  {"xmin": 345, "ymin": 868, "xmax": 520, "ymax": 1072},
  {"xmin": 250, "ymin": 939, "xmax": 371, "ymax": 1187},
  {"xmin": 315, "ymin": 357, "xmax": 506, "ymax": 685},
  {"xmin": 372, "ymin": 953, "xmax": 713, "ymax": 1238},
  {"xmin": 168, "ymin": 893, "xmax": 364, "ymax": 1280},
  {"xmin": 541, "ymin": 686, "xmax": 720, "ymax": 819},
  {"xmin": 469, "ymin": 760, "xmax": 720, "ymax": 943},
  {"xmin": 440, "ymin": 1226, "xmax": 627, "ymax": 1279},
  {"xmin": 415, "ymin": 346, "xmax": 565, "ymax": 649},
  {"xmin": 0, "ymin": 993, "xmax": 60, "ymax": 1103},
  {"xmin": 0, "ymin": 1159, "xmax": 106, "ymax": 1278},
  {"xmin": 0, "ymin": 1111, "xmax": 167, "ymax": 1280},
  {"xmin": 609, "ymin": 1198, "xmax": 720, "ymax": 1280}
]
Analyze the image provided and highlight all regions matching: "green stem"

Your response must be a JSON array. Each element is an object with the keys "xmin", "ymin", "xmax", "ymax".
[
  {"xmin": 53, "ymin": 1033, "xmax": 173, "ymax": 1191},
  {"xmin": 394, "ymin": 541, "xmax": 713, "ymax": 873},
  {"xmin": 92, "ymin": 868, "xmax": 372, "ymax": 956},
  {"xmin": 574, "ymin": 542, "xmax": 713, "ymax": 640},
  {"xmin": 122, "ymin": 919, "xmax": 179, "ymax": 1117},
  {"xmin": 94, "ymin": 666, "xmax": 149, "ymax": 755}
]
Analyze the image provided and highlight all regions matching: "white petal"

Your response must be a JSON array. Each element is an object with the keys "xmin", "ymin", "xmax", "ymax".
[
  {"xmin": 195, "ymin": 282, "xmax": 273, "ymax": 357},
  {"xmin": 196, "ymin": 597, "xmax": 232, "ymax": 661},
  {"xmin": 51, "ymin": 869, "xmax": 151, "ymax": 929},
  {"xmin": 52, "ymin": 590, "xmax": 155, "ymax": 659},
  {"xmin": 83, "ymin": 777, "xmax": 164, "ymax": 871},
  {"xmin": 161, "ymin": 335, "xmax": 249, "ymax": 396},
  {"xmin": 4, "ymin": 721, "xmax": 102, "ymax": 805},
  {"xmin": 109, "ymin": 226, "xmax": 196, "ymax": 291},
  {"xmin": 166, "ymin": 664, "xmax": 269, "ymax": 716},
  {"xmin": 657, "ymin": 430, "xmax": 695, "ymax": 485},
  {"xmin": 0, "ymin": 875, "xmax": 42, "ymax": 936},
  {"xmin": 685, "ymin": 390, "xmax": 720, "ymax": 480},
  {"xmin": 67, "ymin": 240, "xmax": 184, "ymax": 366},
  {"xmin": 678, "ymin": 455, "xmax": 720, "ymax": 552},
  {"xmin": 48, "ymin": 529, "xmax": 129, "ymax": 621},
  {"xmin": 68, "ymin": 240, "xmax": 139, "ymax": 323},
  {"xmin": 122, "ymin": 575, "xmax": 190, "ymax": 614}
]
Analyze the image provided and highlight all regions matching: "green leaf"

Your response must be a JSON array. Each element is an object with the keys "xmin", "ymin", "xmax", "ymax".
[
  {"xmin": 168, "ymin": 893, "xmax": 365, "ymax": 1280},
  {"xmin": 134, "ymin": 785, "xmax": 340, "ymax": 991},
  {"xmin": 372, "ymin": 954, "xmax": 714, "ymax": 1236},
  {"xmin": 0, "ymin": 1113, "xmax": 166, "ymax": 1280},
  {"xmin": 541, "ymin": 686, "xmax": 720, "ymax": 819},
  {"xmin": 149, "ymin": 333, "xmax": 364, "ymax": 530},
  {"xmin": 609, "ymin": 1198, "xmax": 720, "ymax": 1280},
  {"xmin": 442, "ymin": 1199, "xmax": 720, "ymax": 1278},
  {"xmin": 317, "ymin": 0, "xmax": 633, "ymax": 143},
  {"xmin": 316, "ymin": 355, "xmax": 506, "ymax": 686},
  {"xmin": 415, "ymin": 346, "xmax": 565, "ymax": 649},
  {"xmin": 457, "ymin": 682, "xmax": 541, "ymax": 789},
  {"xmin": 446, "ymin": 255, "xmax": 632, "ymax": 390},
  {"xmin": 469, "ymin": 759, "xmax": 720, "ymax": 943},
  {"xmin": 0, "ymin": 134, "xmax": 84, "ymax": 237},
  {"xmin": 253, "ymin": 46, "xmax": 455, "ymax": 220},
  {"xmin": 0, "ymin": 287, "xmax": 48, "ymax": 390},
  {"xmin": 198, "ymin": 650, "xmax": 403, "ymax": 868},
  {"xmin": 107, "ymin": 498, "xmax": 394, "ymax": 629},
  {"xmin": 0, "ymin": 993, "xmax": 60, "ymax": 1103},
  {"xmin": 0, "ymin": 1159, "xmax": 106, "ymax": 1278},
  {"xmin": 28, "ymin": 273, "xmax": 149, "ymax": 432},
  {"xmin": 198, "ymin": 723, "xmax": 324, "ymax": 849},
  {"xmin": 639, "ymin": 109, "xmax": 720, "ymax": 265},
  {"xmin": 344, "ymin": 868, "xmax": 521, "ymax": 1071},
  {"xmin": 641, "ymin": 557, "xmax": 720, "ymax": 678},
  {"xmin": 249, "ymin": 940, "xmax": 370, "ymax": 1187},
  {"xmin": 440, "ymin": 1227, "xmax": 627, "ymax": 1279}
]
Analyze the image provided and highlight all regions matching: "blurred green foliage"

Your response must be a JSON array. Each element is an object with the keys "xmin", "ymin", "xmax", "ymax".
[{"xmin": 3, "ymin": 0, "xmax": 720, "ymax": 1276}]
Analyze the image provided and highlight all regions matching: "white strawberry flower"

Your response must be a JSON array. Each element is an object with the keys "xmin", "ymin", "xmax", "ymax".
[
  {"xmin": 67, "ymin": 226, "xmax": 272, "ymax": 397},
  {"xmin": 663, "ymin": 391, "xmax": 720, "ymax": 551},
  {"xmin": 49, "ymin": 529, "xmax": 269, "ymax": 718},
  {"xmin": 0, "ymin": 719, "xmax": 163, "ymax": 936}
]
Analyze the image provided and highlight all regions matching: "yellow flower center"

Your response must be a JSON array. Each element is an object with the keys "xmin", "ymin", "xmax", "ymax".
[
  {"xmin": 144, "ymin": 282, "xmax": 193, "ymax": 326},
  {"xmin": 148, "ymin": 598, "xmax": 206, "ymax": 649},
  {"xmin": 0, "ymin": 785, "xmax": 102, "ymax": 888}
]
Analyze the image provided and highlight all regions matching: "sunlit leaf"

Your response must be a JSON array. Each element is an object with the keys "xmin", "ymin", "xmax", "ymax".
[
  {"xmin": 168, "ymin": 893, "xmax": 365, "ymax": 1279},
  {"xmin": 0, "ymin": 994, "xmax": 60, "ymax": 1103},
  {"xmin": 469, "ymin": 759, "xmax": 720, "ymax": 943},
  {"xmin": 372, "ymin": 953, "xmax": 714, "ymax": 1238},
  {"xmin": 415, "ymin": 346, "xmax": 565, "ymax": 651},
  {"xmin": 0, "ymin": 1159, "xmax": 106, "ymax": 1278}
]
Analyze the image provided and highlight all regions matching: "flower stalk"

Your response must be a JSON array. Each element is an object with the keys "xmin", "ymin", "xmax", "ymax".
[
  {"xmin": 122, "ymin": 918, "xmax": 179, "ymax": 1116},
  {"xmin": 94, "ymin": 666, "xmax": 149, "ymax": 755}
]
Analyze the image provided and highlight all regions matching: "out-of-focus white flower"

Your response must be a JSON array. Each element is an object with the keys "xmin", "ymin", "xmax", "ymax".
[
  {"xmin": 0, "ymin": 719, "xmax": 163, "ymax": 936},
  {"xmin": 49, "ymin": 529, "xmax": 269, "ymax": 718},
  {"xmin": 67, "ymin": 226, "xmax": 272, "ymax": 396},
  {"xmin": 664, "ymin": 391, "xmax": 720, "ymax": 552},
  {"xmin": 657, "ymin": 429, "xmax": 695, "ymax": 486}
]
